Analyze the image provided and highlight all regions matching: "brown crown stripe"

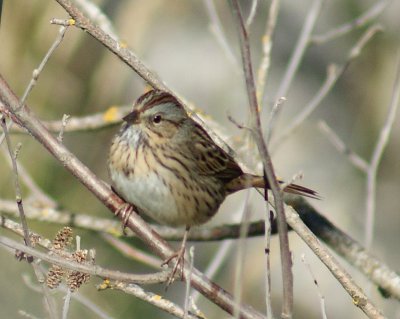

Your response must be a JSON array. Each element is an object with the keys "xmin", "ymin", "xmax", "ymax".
[{"xmin": 136, "ymin": 90, "xmax": 181, "ymax": 113}]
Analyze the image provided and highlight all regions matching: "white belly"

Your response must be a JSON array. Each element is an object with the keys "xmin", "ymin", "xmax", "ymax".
[{"xmin": 109, "ymin": 167, "xmax": 181, "ymax": 225}]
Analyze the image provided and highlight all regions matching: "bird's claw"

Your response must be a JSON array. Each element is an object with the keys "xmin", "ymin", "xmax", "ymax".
[
  {"xmin": 115, "ymin": 203, "xmax": 135, "ymax": 235},
  {"xmin": 162, "ymin": 246, "xmax": 186, "ymax": 286}
]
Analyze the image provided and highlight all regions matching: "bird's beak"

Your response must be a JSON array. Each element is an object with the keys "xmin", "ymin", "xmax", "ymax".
[{"xmin": 123, "ymin": 110, "xmax": 140, "ymax": 124}]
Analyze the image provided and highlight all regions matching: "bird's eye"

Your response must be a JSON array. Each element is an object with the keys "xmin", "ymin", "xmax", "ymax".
[{"xmin": 153, "ymin": 114, "xmax": 162, "ymax": 124}]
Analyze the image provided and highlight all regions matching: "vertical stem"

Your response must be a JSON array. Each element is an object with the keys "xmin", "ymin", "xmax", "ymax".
[{"xmin": 229, "ymin": 1, "xmax": 293, "ymax": 317}]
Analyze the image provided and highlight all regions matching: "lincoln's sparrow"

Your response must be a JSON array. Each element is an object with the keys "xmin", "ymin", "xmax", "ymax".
[{"xmin": 108, "ymin": 90, "xmax": 317, "ymax": 277}]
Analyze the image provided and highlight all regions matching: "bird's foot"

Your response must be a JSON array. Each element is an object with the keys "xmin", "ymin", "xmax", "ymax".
[
  {"xmin": 115, "ymin": 203, "xmax": 135, "ymax": 235},
  {"xmin": 162, "ymin": 244, "xmax": 186, "ymax": 286}
]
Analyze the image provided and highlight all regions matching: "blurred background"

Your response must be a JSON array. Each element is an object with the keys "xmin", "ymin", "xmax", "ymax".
[{"xmin": 0, "ymin": 0, "xmax": 399, "ymax": 318}]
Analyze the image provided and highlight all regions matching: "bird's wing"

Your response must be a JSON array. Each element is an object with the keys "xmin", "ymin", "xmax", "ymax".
[{"xmin": 189, "ymin": 123, "xmax": 243, "ymax": 183}]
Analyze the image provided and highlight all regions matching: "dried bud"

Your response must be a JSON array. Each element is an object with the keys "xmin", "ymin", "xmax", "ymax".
[
  {"xmin": 67, "ymin": 271, "xmax": 90, "ymax": 292},
  {"xmin": 46, "ymin": 265, "xmax": 65, "ymax": 289},
  {"xmin": 52, "ymin": 227, "xmax": 73, "ymax": 251},
  {"xmin": 72, "ymin": 250, "xmax": 88, "ymax": 263}
]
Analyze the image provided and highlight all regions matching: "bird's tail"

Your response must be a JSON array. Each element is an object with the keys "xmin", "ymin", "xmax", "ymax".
[{"xmin": 226, "ymin": 174, "xmax": 319, "ymax": 199}]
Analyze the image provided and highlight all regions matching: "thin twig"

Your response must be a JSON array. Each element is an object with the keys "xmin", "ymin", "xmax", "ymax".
[
  {"xmin": 18, "ymin": 311, "xmax": 40, "ymax": 319},
  {"xmin": 3, "ymin": 105, "xmax": 129, "ymax": 134},
  {"xmin": 19, "ymin": 25, "xmax": 70, "ymax": 110},
  {"xmin": 264, "ymin": 210, "xmax": 273, "ymax": 319},
  {"xmin": 0, "ymin": 117, "xmax": 31, "ymax": 250},
  {"xmin": 57, "ymin": 114, "xmax": 70, "ymax": 143},
  {"xmin": 271, "ymin": 24, "xmax": 382, "ymax": 150},
  {"xmin": 301, "ymin": 254, "xmax": 328, "ymax": 319},
  {"xmin": 284, "ymin": 204, "xmax": 385, "ymax": 318},
  {"xmin": 0, "ymin": 235, "xmax": 171, "ymax": 284},
  {"xmin": 365, "ymin": 51, "xmax": 400, "ymax": 249},
  {"xmin": 189, "ymin": 189, "xmax": 255, "ymax": 304},
  {"xmin": 245, "ymin": 0, "xmax": 258, "ymax": 27},
  {"xmin": 268, "ymin": 0, "xmax": 324, "ymax": 142},
  {"xmin": 271, "ymin": 64, "xmax": 338, "ymax": 150},
  {"xmin": 54, "ymin": 0, "xmax": 167, "ymax": 91},
  {"xmin": 3, "ymin": 200, "xmax": 400, "ymax": 302},
  {"xmin": 190, "ymin": 240, "xmax": 233, "ymax": 303},
  {"xmin": 52, "ymin": 0, "xmax": 237, "ymax": 160},
  {"xmin": 233, "ymin": 190, "xmax": 252, "ymax": 319},
  {"xmin": 256, "ymin": 0, "xmax": 280, "ymax": 103},
  {"xmin": 0, "ymin": 74, "xmax": 265, "ymax": 319},
  {"xmin": 71, "ymin": 0, "xmax": 120, "ymax": 41},
  {"xmin": 202, "ymin": 0, "xmax": 240, "ymax": 70},
  {"xmin": 103, "ymin": 281, "xmax": 203, "ymax": 319},
  {"xmin": 0, "ymin": 135, "xmax": 61, "ymax": 317},
  {"xmin": 229, "ymin": 1, "xmax": 293, "ymax": 317},
  {"xmin": 62, "ymin": 290, "xmax": 72, "ymax": 319},
  {"xmin": 184, "ymin": 247, "xmax": 195, "ymax": 319},
  {"xmin": 311, "ymin": 0, "xmax": 388, "ymax": 44},
  {"xmin": 101, "ymin": 233, "xmax": 161, "ymax": 269},
  {"xmin": 0, "ymin": 24, "xmax": 69, "ymax": 148},
  {"xmin": 318, "ymin": 121, "xmax": 368, "ymax": 172},
  {"xmin": 22, "ymin": 274, "xmax": 114, "ymax": 319},
  {"xmin": 0, "ymin": 146, "xmax": 56, "ymax": 207}
]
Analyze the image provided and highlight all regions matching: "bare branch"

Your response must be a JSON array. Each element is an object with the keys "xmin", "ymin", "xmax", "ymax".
[
  {"xmin": 264, "ymin": 210, "xmax": 273, "ymax": 319},
  {"xmin": 246, "ymin": 0, "xmax": 258, "ymax": 27},
  {"xmin": 0, "ymin": 235, "xmax": 171, "ymax": 285},
  {"xmin": 1, "ymin": 146, "xmax": 56, "ymax": 207},
  {"xmin": 57, "ymin": 114, "xmax": 70, "ymax": 143},
  {"xmin": 184, "ymin": 247, "xmax": 196, "ymax": 318},
  {"xmin": 233, "ymin": 191, "xmax": 252, "ymax": 319},
  {"xmin": 52, "ymin": 0, "xmax": 239, "ymax": 159},
  {"xmin": 19, "ymin": 25, "xmax": 71, "ymax": 110},
  {"xmin": 284, "ymin": 203, "xmax": 385, "ymax": 318},
  {"xmin": 301, "ymin": 254, "xmax": 328, "ymax": 319},
  {"xmin": 268, "ymin": 0, "xmax": 324, "ymax": 141},
  {"xmin": 271, "ymin": 24, "xmax": 382, "ymax": 150},
  {"xmin": 3, "ymin": 200, "xmax": 400, "ymax": 302},
  {"xmin": 0, "ymin": 116, "xmax": 31, "ymax": 250},
  {"xmin": 62, "ymin": 290, "xmax": 72, "ymax": 319},
  {"xmin": 0, "ymin": 24, "xmax": 69, "ymax": 149},
  {"xmin": 71, "ymin": 0, "xmax": 120, "ymax": 41},
  {"xmin": 229, "ymin": 1, "xmax": 293, "ymax": 317},
  {"xmin": 102, "ymin": 281, "xmax": 203, "ymax": 319},
  {"xmin": 0, "ymin": 73, "xmax": 265, "ymax": 319},
  {"xmin": 318, "ymin": 121, "xmax": 368, "ymax": 172},
  {"xmin": 190, "ymin": 240, "xmax": 233, "ymax": 303},
  {"xmin": 100, "ymin": 233, "xmax": 161, "ymax": 269},
  {"xmin": 256, "ymin": 0, "xmax": 280, "ymax": 103},
  {"xmin": 202, "ymin": 0, "xmax": 240, "ymax": 70},
  {"xmin": 365, "ymin": 51, "xmax": 400, "ymax": 249},
  {"xmin": 22, "ymin": 274, "xmax": 113, "ymax": 319},
  {"xmin": 2, "ymin": 105, "xmax": 128, "ymax": 134},
  {"xmin": 54, "ymin": 0, "xmax": 167, "ymax": 91},
  {"xmin": 311, "ymin": 0, "xmax": 388, "ymax": 44}
]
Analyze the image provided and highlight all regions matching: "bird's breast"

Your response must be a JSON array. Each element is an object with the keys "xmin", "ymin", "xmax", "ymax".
[{"xmin": 109, "ymin": 139, "xmax": 226, "ymax": 226}]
